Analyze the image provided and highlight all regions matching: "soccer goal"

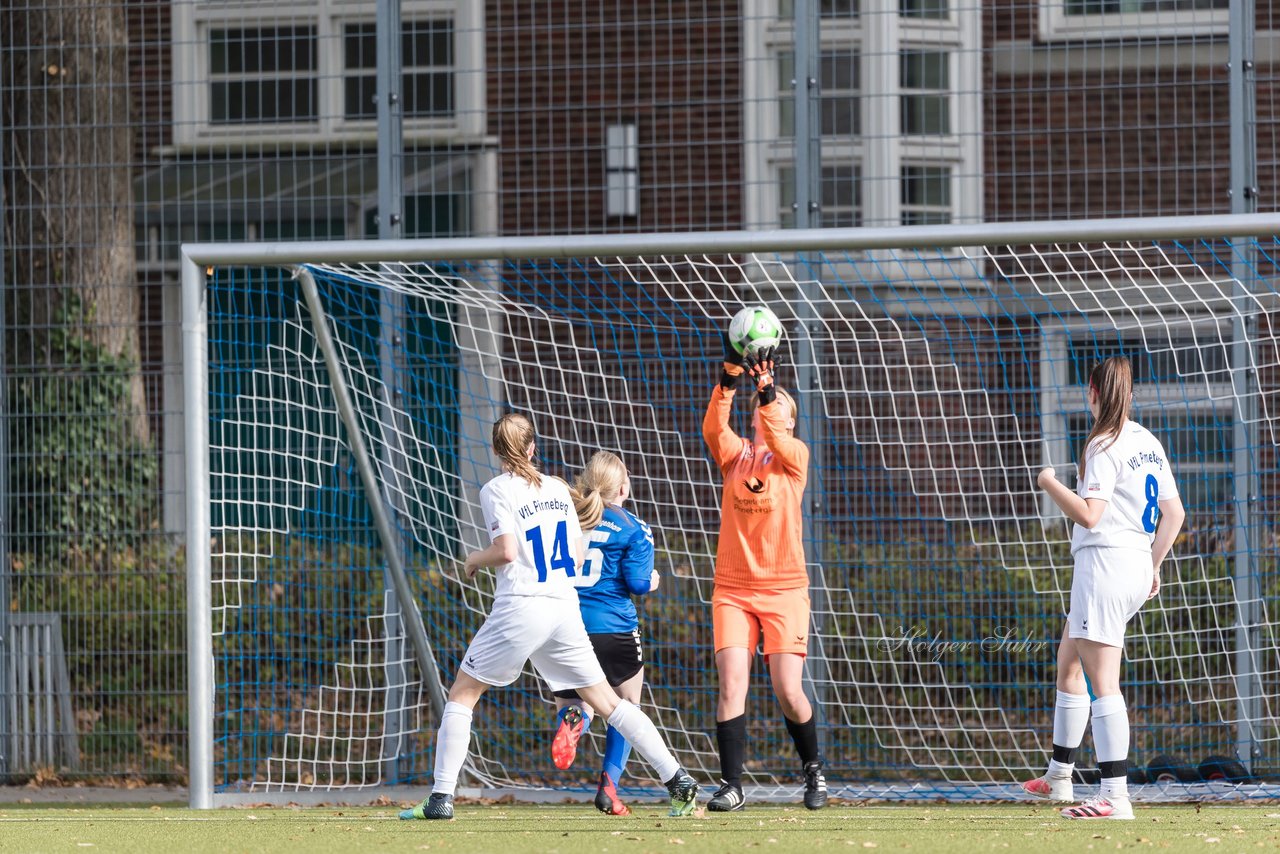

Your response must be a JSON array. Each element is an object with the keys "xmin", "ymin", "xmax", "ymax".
[{"xmin": 182, "ymin": 215, "xmax": 1280, "ymax": 808}]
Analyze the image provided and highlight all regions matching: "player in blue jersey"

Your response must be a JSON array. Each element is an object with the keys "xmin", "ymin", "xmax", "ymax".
[
  {"xmin": 551, "ymin": 451, "xmax": 660, "ymax": 816},
  {"xmin": 398, "ymin": 417, "xmax": 698, "ymax": 821}
]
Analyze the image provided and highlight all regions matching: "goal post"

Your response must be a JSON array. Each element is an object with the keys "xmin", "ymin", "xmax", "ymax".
[{"xmin": 182, "ymin": 214, "xmax": 1280, "ymax": 808}]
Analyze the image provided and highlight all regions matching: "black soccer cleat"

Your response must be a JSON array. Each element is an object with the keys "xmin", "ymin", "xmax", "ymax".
[
  {"xmin": 665, "ymin": 768, "xmax": 699, "ymax": 816},
  {"xmin": 803, "ymin": 760, "xmax": 828, "ymax": 810},
  {"xmin": 707, "ymin": 781, "xmax": 746, "ymax": 812},
  {"xmin": 399, "ymin": 792, "xmax": 454, "ymax": 820},
  {"xmin": 595, "ymin": 771, "xmax": 631, "ymax": 816}
]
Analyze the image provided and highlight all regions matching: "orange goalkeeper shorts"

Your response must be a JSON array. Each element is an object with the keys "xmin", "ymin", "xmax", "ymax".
[{"xmin": 712, "ymin": 585, "xmax": 810, "ymax": 656}]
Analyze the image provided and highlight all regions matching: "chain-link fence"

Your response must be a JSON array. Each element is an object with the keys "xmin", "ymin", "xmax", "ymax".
[{"xmin": 0, "ymin": 0, "xmax": 1276, "ymax": 781}]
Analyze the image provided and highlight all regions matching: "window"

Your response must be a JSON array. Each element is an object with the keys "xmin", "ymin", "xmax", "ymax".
[
  {"xmin": 782, "ymin": 50, "xmax": 860, "ymax": 137},
  {"xmin": 1040, "ymin": 0, "xmax": 1228, "ymax": 40},
  {"xmin": 172, "ymin": 1, "xmax": 484, "ymax": 145},
  {"xmin": 363, "ymin": 192, "xmax": 470, "ymax": 238},
  {"xmin": 780, "ymin": 164, "xmax": 861, "ymax": 228},
  {"xmin": 900, "ymin": 165, "xmax": 951, "ymax": 224},
  {"xmin": 777, "ymin": 52, "xmax": 796, "ymax": 137},
  {"xmin": 343, "ymin": 19, "xmax": 455, "ymax": 120},
  {"xmin": 900, "ymin": 50, "xmax": 949, "ymax": 137},
  {"xmin": 779, "ymin": 0, "xmax": 860, "ymax": 17},
  {"xmin": 821, "ymin": 50, "xmax": 860, "ymax": 137},
  {"xmin": 1061, "ymin": 410, "xmax": 1232, "ymax": 509},
  {"xmin": 1040, "ymin": 326, "xmax": 1235, "ymax": 514},
  {"xmin": 900, "ymin": 0, "xmax": 948, "ymax": 19},
  {"xmin": 820, "ymin": 163, "xmax": 862, "ymax": 227},
  {"xmin": 209, "ymin": 27, "xmax": 318, "ymax": 124},
  {"xmin": 1067, "ymin": 0, "xmax": 1226, "ymax": 13},
  {"xmin": 742, "ymin": 0, "xmax": 981, "ymax": 229}
]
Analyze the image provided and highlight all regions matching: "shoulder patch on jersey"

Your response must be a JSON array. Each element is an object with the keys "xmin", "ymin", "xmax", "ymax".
[{"xmin": 615, "ymin": 508, "xmax": 654, "ymax": 543}]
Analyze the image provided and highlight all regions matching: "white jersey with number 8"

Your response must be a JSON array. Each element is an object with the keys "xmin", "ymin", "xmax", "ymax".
[
  {"xmin": 479, "ymin": 472, "xmax": 583, "ymax": 599},
  {"xmin": 1071, "ymin": 419, "xmax": 1178, "ymax": 554}
]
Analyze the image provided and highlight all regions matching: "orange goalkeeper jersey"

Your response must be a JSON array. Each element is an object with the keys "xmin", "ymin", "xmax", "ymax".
[{"xmin": 702, "ymin": 384, "xmax": 809, "ymax": 590}]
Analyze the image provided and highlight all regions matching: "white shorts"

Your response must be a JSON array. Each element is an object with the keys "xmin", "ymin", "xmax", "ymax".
[
  {"xmin": 459, "ymin": 595, "xmax": 606, "ymax": 693},
  {"xmin": 1068, "ymin": 546, "xmax": 1153, "ymax": 648}
]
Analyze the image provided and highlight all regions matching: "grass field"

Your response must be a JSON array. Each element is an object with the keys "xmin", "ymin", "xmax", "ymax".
[{"xmin": 1, "ymin": 802, "xmax": 1277, "ymax": 854}]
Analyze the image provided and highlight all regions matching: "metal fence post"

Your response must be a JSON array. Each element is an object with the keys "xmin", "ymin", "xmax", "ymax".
[
  {"xmin": 1228, "ymin": 0, "xmax": 1261, "ymax": 773},
  {"xmin": 375, "ymin": 0, "xmax": 415, "ymax": 785},
  {"xmin": 792, "ymin": 0, "xmax": 831, "ymax": 741},
  {"xmin": 0, "ymin": 39, "xmax": 9, "ymax": 780}
]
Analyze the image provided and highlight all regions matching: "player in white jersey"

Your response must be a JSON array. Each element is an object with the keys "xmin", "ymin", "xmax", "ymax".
[
  {"xmin": 400, "ymin": 413, "xmax": 698, "ymax": 821},
  {"xmin": 1022, "ymin": 356, "xmax": 1185, "ymax": 820}
]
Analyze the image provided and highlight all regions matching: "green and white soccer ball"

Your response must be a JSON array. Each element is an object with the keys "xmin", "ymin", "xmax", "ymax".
[{"xmin": 727, "ymin": 305, "xmax": 784, "ymax": 358}]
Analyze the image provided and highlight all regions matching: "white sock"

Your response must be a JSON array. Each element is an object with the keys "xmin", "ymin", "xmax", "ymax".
[
  {"xmin": 1047, "ymin": 759, "xmax": 1074, "ymax": 780},
  {"xmin": 1091, "ymin": 694, "xmax": 1130, "ymax": 801},
  {"xmin": 606, "ymin": 699, "xmax": 680, "ymax": 783},
  {"xmin": 1048, "ymin": 690, "xmax": 1091, "ymax": 778},
  {"xmin": 431, "ymin": 701, "xmax": 474, "ymax": 796}
]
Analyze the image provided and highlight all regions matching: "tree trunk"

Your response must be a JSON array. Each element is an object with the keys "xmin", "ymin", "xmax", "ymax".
[{"xmin": 2, "ymin": 0, "xmax": 148, "ymax": 443}]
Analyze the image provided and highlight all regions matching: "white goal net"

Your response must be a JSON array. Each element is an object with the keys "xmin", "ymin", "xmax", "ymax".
[{"xmin": 186, "ymin": 221, "xmax": 1280, "ymax": 805}]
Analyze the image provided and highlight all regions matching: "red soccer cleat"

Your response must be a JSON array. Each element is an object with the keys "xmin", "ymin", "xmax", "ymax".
[
  {"xmin": 552, "ymin": 706, "xmax": 586, "ymax": 770},
  {"xmin": 1022, "ymin": 774, "xmax": 1073, "ymax": 802},
  {"xmin": 594, "ymin": 771, "xmax": 631, "ymax": 816}
]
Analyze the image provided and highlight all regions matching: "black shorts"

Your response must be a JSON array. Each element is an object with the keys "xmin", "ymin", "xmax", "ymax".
[{"xmin": 552, "ymin": 630, "xmax": 644, "ymax": 700}]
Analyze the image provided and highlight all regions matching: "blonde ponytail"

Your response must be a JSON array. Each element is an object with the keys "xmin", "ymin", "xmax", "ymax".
[
  {"xmin": 572, "ymin": 451, "xmax": 628, "ymax": 531},
  {"xmin": 492, "ymin": 413, "xmax": 541, "ymax": 486},
  {"xmin": 570, "ymin": 485, "xmax": 606, "ymax": 531}
]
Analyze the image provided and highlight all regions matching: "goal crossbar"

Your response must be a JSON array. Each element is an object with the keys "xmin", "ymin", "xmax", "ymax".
[{"xmin": 181, "ymin": 213, "xmax": 1280, "ymax": 266}]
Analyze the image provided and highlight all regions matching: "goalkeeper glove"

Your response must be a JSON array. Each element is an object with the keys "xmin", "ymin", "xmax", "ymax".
[{"xmin": 744, "ymin": 346, "xmax": 778, "ymax": 405}]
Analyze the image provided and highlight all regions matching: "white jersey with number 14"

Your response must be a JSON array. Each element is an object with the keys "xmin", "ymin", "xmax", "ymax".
[
  {"xmin": 1071, "ymin": 419, "xmax": 1178, "ymax": 554},
  {"xmin": 479, "ymin": 472, "xmax": 583, "ymax": 599}
]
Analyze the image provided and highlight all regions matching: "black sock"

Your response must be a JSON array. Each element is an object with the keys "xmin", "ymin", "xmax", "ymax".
[
  {"xmin": 716, "ymin": 715, "xmax": 747, "ymax": 788},
  {"xmin": 784, "ymin": 713, "xmax": 820, "ymax": 765},
  {"xmin": 1099, "ymin": 759, "xmax": 1128, "ymax": 779}
]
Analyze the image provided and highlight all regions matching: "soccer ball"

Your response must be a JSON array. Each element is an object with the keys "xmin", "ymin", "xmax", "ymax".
[{"xmin": 727, "ymin": 305, "xmax": 783, "ymax": 358}]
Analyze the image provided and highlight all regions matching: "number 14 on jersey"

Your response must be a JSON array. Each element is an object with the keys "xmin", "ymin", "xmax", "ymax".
[{"xmin": 525, "ymin": 521, "xmax": 576, "ymax": 582}]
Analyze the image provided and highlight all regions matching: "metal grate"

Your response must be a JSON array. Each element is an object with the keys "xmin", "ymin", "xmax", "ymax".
[{"xmin": 5, "ymin": 613, "xmax": 79, "ymax": 774}]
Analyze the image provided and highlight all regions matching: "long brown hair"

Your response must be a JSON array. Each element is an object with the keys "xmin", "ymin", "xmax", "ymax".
[
  {"xmin": 570, "ymin": 451, "xmax": 628, "ymax": 531},
  {"xmin": 492, "ymin": 413, "xmax": 541, "ymax": 486},
  {"xmin": 1078, "ymin": 356, "xmax": 1133, "ymax": 478}
]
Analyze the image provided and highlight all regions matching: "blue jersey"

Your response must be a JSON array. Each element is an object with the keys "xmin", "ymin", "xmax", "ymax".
[{"xmin": 575, "ymin": 505, "xmax": 656, "ymax": 634}]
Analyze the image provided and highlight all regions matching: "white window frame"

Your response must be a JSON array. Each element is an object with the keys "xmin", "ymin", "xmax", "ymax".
[
  {"xmin": 172, "ymin": 0, "xmax": 485, "ymax": 147},
  {"xmin": 817, "ymin": 161, "xmax": 862, "ymax": 228},
  {"xmin": 899, "ymin": 161, "xmax": 953, "ymax": 225},
  {"xmin": 816, "ymin": 46, "xmax": 861, "ymax": 139},
  {"xmin": 899, "ymin": 45, "xmax": 951, "ymax": 139},
  {"xmin": 205, "ymin": 22, "xmax": 321, "ymax": 127},
  {"xmin": 334, "ymin": 15, "xmax": 459, "ymax": 129},
  {"xmin": 742, "ymin": 0, "xmax": 983, "ymax": 232},
  {"xmin": 1038, "ymin": 0, "xmax": 1228, "ymax": 42},
  {"xmin": 778, "ymin": 161, "xmax": 862, "ymax": 228},
  {"xmin": 1038, "ymin": 317, "xmax": 1234, "ymax": 517}
]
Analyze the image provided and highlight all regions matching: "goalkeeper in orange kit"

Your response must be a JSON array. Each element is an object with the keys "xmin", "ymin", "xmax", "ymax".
[{"xmin": 700, "ymin": 334, "xmax": 826, "ymax": 812}]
